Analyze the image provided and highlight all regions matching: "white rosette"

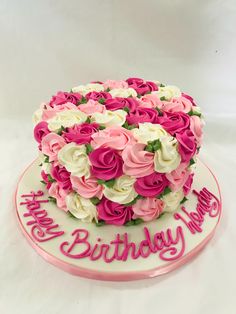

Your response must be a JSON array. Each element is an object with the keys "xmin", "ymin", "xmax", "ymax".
[
  {"xmin": 66, "ymin": 192, "xmax": 98, "ymax": 223},
  {"xmin": 154, "ymin": 85, "xmax": 181, "ymax": 100},
  {"xmin": 132, "ymin": 123, "xmax": 167, "ymax": 144},
  {"xmin": 103, "ymin": 175, "xmax": 137, "ymax": 204},
  {"xmin": 154, "ymin": 136, "xmax": 181, "ymax": 173},
  {"xmin": 47, "ymin": 110, "xmax": 88, "ymax": 132},
  {"xmin": 71, "ymin": 83, "xmax": 104, "ymax": 95},
  {"xmin": 58, "ymin": 143, "xmax": 90, "ymax": 178},
  {"xmin": 162, "ymin": 190, "xmax": 184, "ymax": 213},
  {"xmin": 91, "ymin": 110, "xmax": 127, "ymax": 127},
  {"xmin": 109, "ymin": 88, "xmax": 137, "ymax": 98}
]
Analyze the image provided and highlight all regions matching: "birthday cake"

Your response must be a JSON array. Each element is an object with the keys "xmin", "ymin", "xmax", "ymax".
[
  {"xmin": 14, "ymin": 78, "xmax": 221, "ymax": 281},
  {"xmin": 32, "ymin": 78, "xmax": 203, "ymax": 225}
]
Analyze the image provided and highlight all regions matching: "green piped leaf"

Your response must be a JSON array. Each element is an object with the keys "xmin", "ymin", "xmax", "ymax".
[
  {"xmin": 189, "ymin": 158, "xmax": 195, "ymax": 166},
  {"xmin": 98, "ymin": 98, "xmax": 105, "ymax": 104},
  {"xmin": 90, "ymin": 197, "xmax": 100, "ymax": 205},
  {"xmin": 95, "ymin": 220, "xmax": 106, "ymax": 227},
  {"xmin": 188, "ymin": 110, "xmax": 202, "ymax": 117},
  {"xmin": 85, "ymin": 143, "xmax": 93, "ymax": 154},
  {"xmin": 97, "ymin": 179, "xmax": 116, "ymax": 188},
  {"xmin": 180, "ymin": 196, "xmax": 188, "ymax": 204},
  {"xmin": 48, "ymin": 196, "xmax": 56, "ymax": 203}
]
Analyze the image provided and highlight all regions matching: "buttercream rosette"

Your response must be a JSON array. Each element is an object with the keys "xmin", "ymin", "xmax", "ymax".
[{"xmin": 33, "ymin": 78, "xmax": 203, "ymax": 226}]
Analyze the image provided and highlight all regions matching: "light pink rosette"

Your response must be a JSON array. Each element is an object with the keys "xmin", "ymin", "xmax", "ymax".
[
  {"xmin": 132, "ymin": 197, "xmax": 164, "ymax": 221},
  {"xmin": 42, "ymin": 102, "xmax": 78, "ymax": 121},
  {"xmin": 41, "ymin": 133, "xmax": 66, "ymax": 161},
  {"xmin": 103, "ymin": 80, "xmax": 129, "ymax": 90},
  {"xmin": 139, "ymin": 93, "xmax": 163, "ymax": 109},
  {"xmin": 91, "ymin": 126, "xmax": 136, "ymax": 150},
  {"xmin": 183, "ymin": 173, "xmax": 194, "ymax": 195},
  {"xmin": 166, "ymin": 162, "xmax": 190, "ymax": 191},
  {"xmin": 190, "ymin": 115, "xmax": 203, "ymax": 146},
  {"xmin": 78, "ymin": 99, "xmax": 106, "ymax": 115},
  {"xmin": 122, "ymin": 143, "xmax": 154, "ymax": 177},
  {"xmin": 162, "ymin": 96, "xmax": 192, "ymax": 113},
  {"xmin": 48, "ymin": 182, "xmax": 69, "ymax": 211},
  {"xmin": 70, "ymin": 175, "xmax": 104, "ymax": 199}
]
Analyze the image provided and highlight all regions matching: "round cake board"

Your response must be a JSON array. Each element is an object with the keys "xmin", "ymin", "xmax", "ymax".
[{"xmin": 15, "ymin": 158, "xmax": 222, "ymax": 281}]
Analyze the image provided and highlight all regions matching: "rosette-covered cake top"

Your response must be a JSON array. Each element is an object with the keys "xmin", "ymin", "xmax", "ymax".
[{"xmin": 33, "ymin": 78, "xmax": 203, "ymax": 226}]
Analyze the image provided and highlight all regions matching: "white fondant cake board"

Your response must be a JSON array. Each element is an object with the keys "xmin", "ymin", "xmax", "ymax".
[{"xmin": 15, "ymin": 158, "xmax": 221, "ymax": 281}]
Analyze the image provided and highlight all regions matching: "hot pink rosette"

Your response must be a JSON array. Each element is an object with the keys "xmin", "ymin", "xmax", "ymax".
[
  {"xmin": 190, "ymin": 116, "xmax": 203, "ymax": 146},
  {"xmin": 134, "ymin": 172, "xmax": 169, "ymax": 197},
  {"xmin": 89, "ymin": 147, "xmax": 123, "ymax": 180},
  {"xmin": 63, "ymin": 122, "xmax": 99, "ymax": 144},
  {"xmin": 103, "ymin": 80, "xmax": 128, "ymax": 89},
  {"xmin": 48, "ymin": 182, "xmax": 69, "ymax": 211},
  {"xmin": 183, "ymin": 173, "xmax": 194, "ymax": 195},
  {"xmin": 51, "ymin": 164, "xmax": 72, "ymax": 190},
  {"xmin": 176, "ymin": 130, "xmax": 197, "ymax": 162},
  {"xmin": 162, "ymin": 96, "xmax": 192, "ymax": 113},
  {"xmin": 42, "ymin": 103, "xmax": 78, "ymax": 121},
  {"xmin": 182, "ymin": 92, "xmax": 196, "ymax": 106},
  {"xmin": 132, "ymin": 197, "xmax": 164, "ymax": 221},
  {"xmin": 70, "ymin": 175, "xmax": 103, "ymax": 199},
  {"xmin": 166, "ymin": 162, "xmax": 190, "ymax": 191},
  {"xmin": 34, "ymin": 121, "xmax": 50, "ymax": 144},
  {"xmin": 41, "ymin": 133, "xmax": 66, "ymax": 162},
  {"xmin": 91, "ymin": 126, "xmax": 136, "ymax": 150},
  {"xmin": 78, "ymin": 100, "xmax": 106, "ymax": 114},
  {"xmin": 122, "ymin": 143, "xmax": 154, "ymax": 178},
  {"xmin": 139, "ymin": 93, "xmax": 163, "ymax": 109},
  {"xmin": 126, "ymin": 77, "xmax": 158, "ymax": 95},
  {"xmin": 105, "ymin": 97, "xmax": 139, "ymax": 111},
  {"xmin": 85, "ymin": 91, "xmax": 111, "ymax": 101},
  {"xmin": 97, "ymin": 197, "xmax": 133, "ymax": 225},
  {"xmin": 159, "ymin": 111, "xmax": 190, "ymax": 135},
  {"xmin": 126, "ymin": 107, "xmax": 160, "ymax": 125},
  {"xmin": 49, "ymin": 91, "xmax": 82, "ymax": 107},
  {"xmin": 41, "ymin": 170, "xmax": 52, "ymax": 189}
]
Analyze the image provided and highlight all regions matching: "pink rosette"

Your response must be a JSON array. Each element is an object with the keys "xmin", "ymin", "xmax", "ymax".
[
  {"xmin": 85, "ymin": 91, "xmax": 111, "ymax": 101},
  {"xmin": 190, "ymin": 115, "xmax": 203, "ymax": 146},
  {"xmin": 49, "ymin": 91, "xmax": 82, "ymax": 107},
  {"xmin": 103, "ymin": 80, "xmax": 128, "ymax": 90},
  {"xmin": 126, "ymin": 107, "xmax": 160, "ymax": 125},
  {"xmin": 91, "ymin": 126, "xmax": 136, "ymax": 150},
  {"xmin": 162, "ymin": 96, "xmax": 192, "ymax": 113},
  {"xmin": 176, "ymin": 130, "xmax": 197, "ymax": 162},
  {"xmin": 182, "ymin": 92, "xmax": 196, "ymax": 106},
  {"xmin": 63, "ymin": 122, "xmax": 99, "ymax": 144},
  {"xmin": 132, "ymin": 197, "xmax": 164, "ymax": 221},
  {"xmin": 183, "ymin": 173, "xmax": 194, "ymax": 195},
  {"xmin": 89, "ymin": 147, "xmax": 123, "ymax": 180},
  {"xmin": 78, "ymin": 99, "xmax": 106, "ymax": 115},
  {"xmin": 97, "ymin": 198, "xmax": 133, "ymax": 226},
  {"xmin": 70, "ymin": 175, "xmax": 103, "ymax": 199},
  {"xmin": 42, "ymin": 102, "xmax": 78, "ymax": 121},
  {"xmin": 41, "ymin": 133, "xmax": 66, "ymax": 162},
  {"xmin": 48, "ymin": 182, "xmax": 69, "ymax": 211},
  {"xmin": 159, "ymin": 111, "xmax": 190, "ymax": 135},
  {"xmin": 34, "ymin": 121, "xmax": 50, "ymax": 144},
  {"xmin": 51, "ymin": 164, "xmax": 72, "ymax": 190},
  {"xmin": 41, "ymin": 170, "xmax": 52, "ymax": 189},
  {"xmin": 122, "ymin": 143, "xmax": 154, "ymax": 178},
  {"xmin": 139, "ymin": 93, "xmax": 163, "ymax": 109},
  {"xmin": 126, "ymin": 77, "xmax": 158, "ymax": 95},
  {"xmin": 105, "ymin": 97, "xmax": 139, "ymax": 111},
  {"xmin": 134, "ymin": 172, "xmax": 169, "ymax": 197},
  {"xmin": 166, "ymin": 162, "xmax": 190, "ymax": 191}
]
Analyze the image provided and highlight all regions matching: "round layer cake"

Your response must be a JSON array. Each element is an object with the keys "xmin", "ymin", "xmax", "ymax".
[{"xmin": 33, "ymin": 78, "xmax": 204, "ymax": 226}]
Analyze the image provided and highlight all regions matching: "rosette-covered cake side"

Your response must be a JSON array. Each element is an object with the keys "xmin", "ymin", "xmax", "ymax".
[{"xmin": 33, "ymin": 78, "xmax": 204, "ymax": 226}]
